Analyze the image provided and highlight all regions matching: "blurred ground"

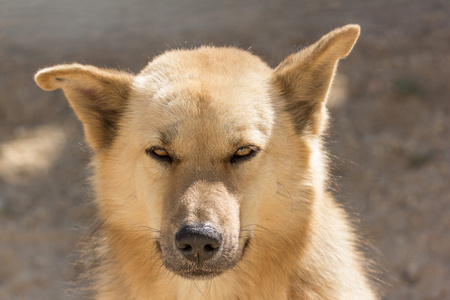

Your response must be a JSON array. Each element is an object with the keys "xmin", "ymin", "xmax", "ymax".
[{"xmin": 0, "ymin": 0, "xmax": 449, "ymax": 299}]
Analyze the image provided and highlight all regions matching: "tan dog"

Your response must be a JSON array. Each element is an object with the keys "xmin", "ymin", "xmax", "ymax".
[{"xmin": 35, "ymin": 24, "xmax": 376, "ymax": 299}]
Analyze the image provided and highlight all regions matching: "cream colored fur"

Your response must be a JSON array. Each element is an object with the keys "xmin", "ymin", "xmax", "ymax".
[{"xmin": 35, "ymin": 24, "xmax": 377, "ymax": 299}]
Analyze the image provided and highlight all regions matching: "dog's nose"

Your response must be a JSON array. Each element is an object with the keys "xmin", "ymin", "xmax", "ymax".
[{"xmin": 175, "ymin": 224, "xmax": 221, "ymax": 263}]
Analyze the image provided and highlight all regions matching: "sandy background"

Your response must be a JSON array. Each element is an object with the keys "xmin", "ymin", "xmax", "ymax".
[{"xmin": 0, "ymin": 0, "xmax": 449, "ymax": 299}]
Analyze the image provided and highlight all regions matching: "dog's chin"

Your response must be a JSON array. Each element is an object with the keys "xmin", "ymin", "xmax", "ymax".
[
  {"xmin": 163, "ymin": 259, "xmax": 236, "ymax": 280},
  {"xmin": 175, "ymin": 269, "xmax": 224, "ymax": 280}
]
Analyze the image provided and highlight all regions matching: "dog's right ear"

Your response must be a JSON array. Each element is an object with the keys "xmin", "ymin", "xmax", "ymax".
[{"xmin": 35, "ymin": 64, "xmax": 134, "ymax": 151}]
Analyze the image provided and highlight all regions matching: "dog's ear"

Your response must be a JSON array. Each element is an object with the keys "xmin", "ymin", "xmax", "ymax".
[
  {"xmin": 35, "ymin": 64, "xmax": 134, "ymax": 151},
  {"xmin": 274, "ymin": 24, "xmax": 360, "ymax": 134}
]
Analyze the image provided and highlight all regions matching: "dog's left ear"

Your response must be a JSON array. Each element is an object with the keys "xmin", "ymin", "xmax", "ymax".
[
  {"xmin": 274, "ymin": 24, "xmax": 360, "ymax": 134},
  {"xmin": 35, "ymin": 64, "xmax": 134, "ymax": 151}
]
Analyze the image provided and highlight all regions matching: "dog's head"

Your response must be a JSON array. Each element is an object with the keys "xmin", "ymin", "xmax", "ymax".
[{"xmin": 35, "ymin": 25, "xmax": 359, "ymax": 279}]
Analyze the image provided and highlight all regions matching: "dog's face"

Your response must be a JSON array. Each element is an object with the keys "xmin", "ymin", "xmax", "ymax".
[
  {"xmin": 35, "ymin": 25, "xmax": 360, "ymax": 280},
  {"xmin": 124, "ymin": 48, "xmax": 276, "ymax": 277}
]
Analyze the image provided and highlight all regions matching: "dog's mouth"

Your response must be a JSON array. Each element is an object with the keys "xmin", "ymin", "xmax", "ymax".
[
  {"xmin": 241, "ymin": 237, "xmax": 251, "ymax": 258},
  {"xmin": 175, "ymin": 267, "xmax": 224, "ymax": 279},
  {"xmin": 156, "ymin": 236, "xmax": 251, "ymax": 279}
]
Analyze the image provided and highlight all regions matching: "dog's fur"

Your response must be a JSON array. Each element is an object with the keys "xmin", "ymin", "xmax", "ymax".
[{"xmin": 35, "ymin": 25, "xmax": 377, "ymax": 299}]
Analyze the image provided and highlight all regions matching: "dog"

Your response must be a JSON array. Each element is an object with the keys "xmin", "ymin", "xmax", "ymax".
[{"xmin": 35, "ymin": 24, "xmax": 376, "ymax": 299}]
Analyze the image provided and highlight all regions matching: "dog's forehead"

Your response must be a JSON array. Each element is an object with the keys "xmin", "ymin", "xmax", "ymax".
[
  {"xmin": 134, "ymin": 47, "xmax": 273, "ymax": 104},
  {"xmin": 130, "ymin": 47, "xmax": 275, "ymax": 149}
]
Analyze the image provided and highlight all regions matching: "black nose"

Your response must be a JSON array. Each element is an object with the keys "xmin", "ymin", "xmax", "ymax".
[{"xmin": 175, "ymin": 224, "xmax": 222, "ymax": 263}]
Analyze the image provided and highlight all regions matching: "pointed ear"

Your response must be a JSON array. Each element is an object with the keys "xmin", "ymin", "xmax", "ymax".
[
  {"xmin": 274, "ymin": 24, "xmax": 360, "ymax": 134},
  {"xmin": 35, "ymin": 64, "xmax": 134, "ymax": 151}
]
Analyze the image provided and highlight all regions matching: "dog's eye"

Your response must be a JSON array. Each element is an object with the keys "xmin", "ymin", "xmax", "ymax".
[
  {"xmin": 230, "ymin": 146, "xmax": 259, "ymax": 164},
  {"xmin": 146, "ymin": 147, "xmax": 173, "ymax": 163},
  {"xmin": 236, "ymin": 147, "xmax": 252, "ymax": 156}
]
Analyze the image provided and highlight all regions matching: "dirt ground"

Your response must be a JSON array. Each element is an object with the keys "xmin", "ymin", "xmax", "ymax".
[{"xmin": 0, "ymin": 0, "xmax": 449, "ymax": 299}]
